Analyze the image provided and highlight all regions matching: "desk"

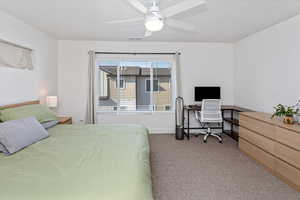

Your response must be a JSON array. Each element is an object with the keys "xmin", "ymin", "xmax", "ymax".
[{"xmin": 183, "ymin": 105, "xmax": 252, "ymax": 140}]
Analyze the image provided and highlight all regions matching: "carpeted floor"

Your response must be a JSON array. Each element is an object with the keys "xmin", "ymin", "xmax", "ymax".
[{"xmin": 149, "ymin": 134, "xmax": 300, "ymax": 200}]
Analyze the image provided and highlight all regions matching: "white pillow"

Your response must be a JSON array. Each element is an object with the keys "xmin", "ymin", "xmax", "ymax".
[{"xmin": 41, "ymin": 120, "xmax": 58, "ymax": 129}]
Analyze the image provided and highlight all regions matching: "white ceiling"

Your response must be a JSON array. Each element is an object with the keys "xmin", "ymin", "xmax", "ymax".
[{"xmin": 1, "ymin": 0, "xmax": 300, "ymax": 42}]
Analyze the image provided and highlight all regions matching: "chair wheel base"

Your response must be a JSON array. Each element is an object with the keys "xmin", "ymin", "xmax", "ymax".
[{"xmin": 202, "ymin": 133, "xmax": 223, "ymax": 144}]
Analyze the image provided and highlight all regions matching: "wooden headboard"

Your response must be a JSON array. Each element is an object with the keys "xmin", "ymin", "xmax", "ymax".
[{"xmin": 0, "ymin": 100, "xmax": 40, "ymax": 110}]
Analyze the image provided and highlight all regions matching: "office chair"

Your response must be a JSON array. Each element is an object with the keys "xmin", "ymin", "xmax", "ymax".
[{"xmin": 195, "ymin": 99, "xmax": 223, "ymax": 143}]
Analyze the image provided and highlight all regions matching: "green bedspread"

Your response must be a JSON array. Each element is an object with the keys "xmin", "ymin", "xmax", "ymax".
[{"xmin": 0, "ymin": 124, "xmax": 153, "ymax": 200}]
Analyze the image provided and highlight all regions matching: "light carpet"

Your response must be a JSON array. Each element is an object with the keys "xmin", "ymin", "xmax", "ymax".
[{"xmin": 149, "ymin": 134, "xmax": 300, "ymax": 200}]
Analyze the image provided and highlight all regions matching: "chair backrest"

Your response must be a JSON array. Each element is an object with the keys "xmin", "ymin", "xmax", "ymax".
[{"xmin": 200, "ymin": 99, "xmax": 222, "ymax": 123}]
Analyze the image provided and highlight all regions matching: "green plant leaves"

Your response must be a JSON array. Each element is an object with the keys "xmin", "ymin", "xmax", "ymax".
[{"xmin": 272, "ymin": 104, "xmax": 297, "ymax": 118}]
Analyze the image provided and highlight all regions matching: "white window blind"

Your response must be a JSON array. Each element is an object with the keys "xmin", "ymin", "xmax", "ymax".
[{"xmin": 0, "ymin": 40, "xmax": 33, "ymax": 70}]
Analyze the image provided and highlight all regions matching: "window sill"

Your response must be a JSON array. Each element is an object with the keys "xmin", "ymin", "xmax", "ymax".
[{"xmin": 96, "ymin": 110, "xmax": 175, "ymax": 115}]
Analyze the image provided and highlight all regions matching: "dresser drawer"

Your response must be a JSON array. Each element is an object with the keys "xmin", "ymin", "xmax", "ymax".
[
  {"xmin": 275, "ymin": 157, "xmax": 300, "ymax": 191},
  {"xmin": 276, "ymin": 127, "xmax": 300, "ymax": 151},
  {"xmin": 239, "ymin": 138, "xmax": 275, "ymax": 171},
  {"xmin": 240, "ymin": 115, "xmax": 275, "ymax": 139},
  {"xmin": 275, "ymin": 142, "xmax": 300, "ymax": 169},
  {"xmin": 240, "ymin": 126, "xmax": 275, "ymax": 154}
]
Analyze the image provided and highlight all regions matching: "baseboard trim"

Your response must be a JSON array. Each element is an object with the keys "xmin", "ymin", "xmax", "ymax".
[{"xmin": 149, "ymin": 129, "xmax": 175, "ymax": 134}]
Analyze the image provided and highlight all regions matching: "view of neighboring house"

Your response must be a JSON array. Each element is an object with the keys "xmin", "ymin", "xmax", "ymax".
[{"xmin": 97, "ymin": 65, "xmax": 172, "ymax": 111}]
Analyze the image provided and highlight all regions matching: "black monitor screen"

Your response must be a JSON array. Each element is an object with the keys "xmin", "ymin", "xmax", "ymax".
[{"xmin": 194, "ymin": 87, "xmax": 221, "ymax": 102}]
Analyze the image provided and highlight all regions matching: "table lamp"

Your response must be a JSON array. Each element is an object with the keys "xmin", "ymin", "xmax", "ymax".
[{"xmin": 46, "ymin": 96, "xmax": 58, "ymax": 108}]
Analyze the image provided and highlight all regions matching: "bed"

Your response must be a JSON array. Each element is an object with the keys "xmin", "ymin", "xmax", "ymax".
[{"xmin": 0, "ymin": 101, "xmax": 153, "ymax": 200}]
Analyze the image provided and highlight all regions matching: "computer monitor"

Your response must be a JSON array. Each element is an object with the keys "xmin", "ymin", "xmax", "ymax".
[{"xmin": 194, "ymin": 86, "xmax": 221, "ymax": 102}]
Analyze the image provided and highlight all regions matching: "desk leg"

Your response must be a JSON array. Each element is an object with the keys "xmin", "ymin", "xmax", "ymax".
[
  {"xmin": 187, "ymin": 109, "xmax": 190, "ymax": 140},
  {"xmin": 222, "ymin": 110, "xmax": 224, "ymax": 134},
  {"xmin": 231, "ymin": 110, "xmax": 234, "ymax": 136}
]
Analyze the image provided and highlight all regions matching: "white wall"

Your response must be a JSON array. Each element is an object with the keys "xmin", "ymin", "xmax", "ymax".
[
  {"xmin": 57, "ymin": 41, "xmax": 234, "ymax": 133},
  {"xmin": 2, "ymin": 6, "xmax": 300, "ymax": 131},
  {"xmin": 235, "ymin": 15, "xmax": 300, "ymax": 113},
  {"xmin": 0, "ymin": 10, "xmax": 58, "ymax": 105}
]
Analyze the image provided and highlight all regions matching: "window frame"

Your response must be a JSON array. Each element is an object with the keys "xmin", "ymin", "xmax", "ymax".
[
  {"xmin": 115, "ymin": 78, "xmax": 126, "ymax": 89},
  {"xmin": 145, "ymin": 78, "xmax": 159, "ymax": 93},
  {"xmin": 95, "ymin": 55, "xmax": 176, "ymax": 113}
]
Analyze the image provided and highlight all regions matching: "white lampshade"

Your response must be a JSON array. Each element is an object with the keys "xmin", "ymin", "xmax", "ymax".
[
  {"xmin": 46, "ymin": 96, "xmax": 58, "ymax": 108},
  {"xmin": 145, "ymin": 16, "xmax": 164, "ymax": 32}
]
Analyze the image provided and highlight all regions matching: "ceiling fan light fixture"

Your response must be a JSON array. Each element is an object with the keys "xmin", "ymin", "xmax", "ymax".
[{"xmin": 145, "ymin": 16, "xmax": 164, "ymax": 32}]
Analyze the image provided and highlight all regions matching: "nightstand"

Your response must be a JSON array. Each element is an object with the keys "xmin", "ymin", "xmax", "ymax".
[{"xmin": 57, "ymin": 117, "xmax": 72, "ymax": 124}]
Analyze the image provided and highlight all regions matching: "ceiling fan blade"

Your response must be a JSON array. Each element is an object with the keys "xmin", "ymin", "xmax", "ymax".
[
  {"xmin": 144, "ymin": 30, "xmax": 152, "ymax": 37},
  {"xmin": 127, "ymin": 0, "xmax": 148, "ymax": 14},
  {"xmin": 105, "ymin": 17, "xmax": 144, "ymax": 24},
  {"xmin": 162, "ymin": 0, "xmax": 206, "ymax": 18},
  {"xmin": 165, "ymin": 19, "xmax": 196, "ymax": 32}
]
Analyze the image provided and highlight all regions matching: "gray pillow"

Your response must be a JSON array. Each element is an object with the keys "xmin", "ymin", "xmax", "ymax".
[
  {"xmin": 0, "ymin": 117, "xmax": 49, "ymax": 155},
  {"xmin": 41, "ymin": 120, "xmax": 58, "ymax": 129},
  {"xmin": 0, "ymin": 143, "xmax": 8, "ymax": 154}
]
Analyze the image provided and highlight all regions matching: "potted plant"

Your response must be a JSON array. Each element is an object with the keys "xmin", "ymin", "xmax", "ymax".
[
  {"xmin": 294, "ymin": 100, "xmax": 300, "ymax": 124},
  {"xmin": 271, "ymin": 104, "xmax": 297, "ymax": 124}
]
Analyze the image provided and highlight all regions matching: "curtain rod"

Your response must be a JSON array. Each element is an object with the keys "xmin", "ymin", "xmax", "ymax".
[
  {"xmin": 95, "ymin": 52, "xmax": 181, "ymax": 55},
  {"xmin": 0, "ymin": 39, "xmax": 33, "ymax": 51}
]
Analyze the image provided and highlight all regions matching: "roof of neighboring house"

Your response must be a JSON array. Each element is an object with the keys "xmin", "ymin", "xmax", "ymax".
[
  {"xmin": 99, "ymin": 66, "xmax": 171, "ymax": 76},
  {"xmin": 99, "ymin": 66, "xmax": 140, "ymax": 75},
  {"xmin": 141, "ymin": 68, "xmax": 171, "ymax": 76}
]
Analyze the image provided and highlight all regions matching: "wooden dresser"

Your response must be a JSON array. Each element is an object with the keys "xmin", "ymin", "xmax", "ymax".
[{"xmin": 239, "ymin": 112, "xmax": 300, "ymax": 192}]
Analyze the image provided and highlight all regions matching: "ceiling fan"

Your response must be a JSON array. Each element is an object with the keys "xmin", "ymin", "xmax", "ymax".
[{"xmin": 105, "ymin": 0, "xmax": 207, "ymax": 38}]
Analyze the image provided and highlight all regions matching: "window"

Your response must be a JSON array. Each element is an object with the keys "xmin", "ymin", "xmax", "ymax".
[
  {"xmin": 116, "ymin": 79, "xmax": 125, "ymax": 89},
  {"xmin": 146, "ymin": 79, "xmax": 159, "ymax": 92},
  {"xmin": 96, "ymin": 58, "xmax": 174, "ymax": 112}
]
